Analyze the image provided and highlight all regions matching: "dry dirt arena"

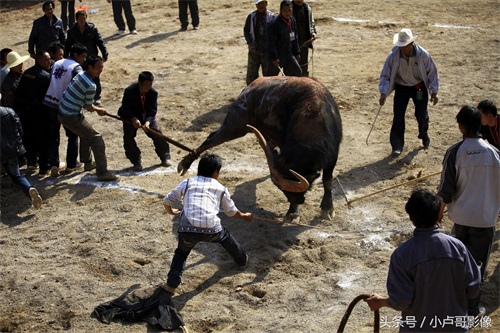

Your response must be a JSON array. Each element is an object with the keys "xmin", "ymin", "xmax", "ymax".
[{"xmin": 0, "ymin": 0, "xmax": 499, "ymax": 332}]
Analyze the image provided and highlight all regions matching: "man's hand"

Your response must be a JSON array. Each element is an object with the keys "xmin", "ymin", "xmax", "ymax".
[
  {"xmin": 272, "ymin": 59, "xmax": 280, "ymax": 67},
  {"xmin": 364, "ymin": 294, "xmax": 390, "ymax": 311},
  {"xmin": 379, "ymin": 94, "xmax": 387, "ymax": 106},
  {"xmin": 235, "ymin": 211, "xmax": 253, "ymax": 221},
  {"xmin": 131, "ymin": 117, "xmax": 142, "ymax": 129},
  {"xmin": 164, "ymin": 204, "xmax": 181, "ymax": 215},
  {"xmin": 431, "ymin": 93, "xmax": 439, "ymax": 105}
]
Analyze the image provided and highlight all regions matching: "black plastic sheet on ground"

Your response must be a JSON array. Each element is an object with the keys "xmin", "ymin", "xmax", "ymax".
[{"xmin": 92, "ymin": 284, "xmax": 184, "ymax": 331}]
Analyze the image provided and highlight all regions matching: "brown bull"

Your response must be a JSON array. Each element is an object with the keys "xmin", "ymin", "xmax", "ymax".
[{"xmin": 178, "ymin": 76, "xmax": 342, "ymax": 221}]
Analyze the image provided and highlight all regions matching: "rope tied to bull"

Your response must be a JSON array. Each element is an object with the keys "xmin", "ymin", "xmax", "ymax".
[{"xmin": 337, "ymin": 294, "xmax": 380, "ymax": 333}]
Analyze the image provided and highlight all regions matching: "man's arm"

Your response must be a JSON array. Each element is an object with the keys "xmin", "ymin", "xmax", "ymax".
[{"xmin": 364, "ymin": 294, "xmax": 390, "ymax": 311}]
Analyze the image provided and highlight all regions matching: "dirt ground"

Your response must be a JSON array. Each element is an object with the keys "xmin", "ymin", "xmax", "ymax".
[{"xmin": 0, "ymin": 0, "xmax": 498, "ymax": 332}]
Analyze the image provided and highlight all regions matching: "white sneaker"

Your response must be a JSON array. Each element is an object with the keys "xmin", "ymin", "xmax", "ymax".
[
  {"xmin": 115, "ymin": 29, "xmax": 125, "ymax": 35},
  {"xmin": 130, "ymin": 30, "xmax": 138, "ymax": 34}
]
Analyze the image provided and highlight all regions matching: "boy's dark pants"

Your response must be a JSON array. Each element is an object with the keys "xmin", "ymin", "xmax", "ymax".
[{"xmin": 167, "ymin": 228, "xmax": 246, "ymax": 288}]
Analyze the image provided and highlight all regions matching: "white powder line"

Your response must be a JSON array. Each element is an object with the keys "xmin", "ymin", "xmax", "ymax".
[{"xmin": 333, "ymin": 17, "xmax": 473, "ymax": 29}]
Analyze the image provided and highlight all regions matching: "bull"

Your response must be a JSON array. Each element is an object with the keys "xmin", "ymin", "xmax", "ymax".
[{"xmin": 178, "ymin": 76, "xmax": 342, "ymax": 221}]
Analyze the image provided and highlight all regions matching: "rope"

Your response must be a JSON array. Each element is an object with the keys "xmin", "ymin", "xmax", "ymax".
[{"xmin": 337, "ymin": 294, "xmax": 380, "ymax": 333}]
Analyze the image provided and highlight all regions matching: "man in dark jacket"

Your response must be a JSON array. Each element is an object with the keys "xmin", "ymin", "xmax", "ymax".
[
  {"xmin": 243, "ymin": 0, "xmax": 275, "ymax": 85},
  {"xmin": 65, "ymin": 10, "xmax": 108, "ymax": 105},
  {"xmin": 14, "ymin": 51, "xmax": 51, "ymax": 170},
  {"xmin": 28, "ymin": 1, "xmax": 66, "ymax": 58},
  {"xmin": 292, "ymin": 0, "xmax": 316, "ymax": 77},
  {"xmin": 266, "ymin": 0, "xmax": 301, "ymax": 76},
  {"xmin": 118, "ymin": 71, "xmax": 171, "ymax": 171},
  {"xmin": 0, "ymin": 106, "xmax": 43, "ymax": 209}
]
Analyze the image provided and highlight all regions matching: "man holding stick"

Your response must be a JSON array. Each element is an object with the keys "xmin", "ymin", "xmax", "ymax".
[
  {"xmin": 58, "ymin": 56, "xmax": 118, "ymax": 181},
  {"xmin": 117, "ymin": 71, "xmax": 171, "ymax": 171}
]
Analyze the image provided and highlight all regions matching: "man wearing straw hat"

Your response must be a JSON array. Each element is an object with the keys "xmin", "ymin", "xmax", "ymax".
[
  {"xmin": 379, "ymin": 28, "xmax": 439, "ymax": 157},
  {"xmin": 0, "ymin": 51, "xmax": 30, "ymax": 108}
]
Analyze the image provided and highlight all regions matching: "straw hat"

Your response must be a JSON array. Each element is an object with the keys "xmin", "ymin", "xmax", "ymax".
[
  {"xmin": 4, "ymin": 51, "xmax": 30, "ymax": 69},
  {"xmin": 393, "ymin": 28, "xmax": 417, "ymax": 47}
]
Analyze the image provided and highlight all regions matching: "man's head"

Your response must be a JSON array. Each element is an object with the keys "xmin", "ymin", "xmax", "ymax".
[
  {"xmin": 394, "ymin": 28, "xmax": 417, "ymax": 55},
  {"xmin": 42, "ymin": 1, "xmax": 55, "ymax": 17},
  {"xmin": 35, "ymin": 51, "xmax": 51, "ymax": 71},
  {"xmin": 477, "ymin": 100, "xmax": 497, "ymax": 126},
  {"xmin": 69, "ymin": 43, "xmax": 88, "ymax": 64},
  {"xmin": 293, "ymin": 0, "xmax": 304, "ymax": 6},
  {"xmin": 456, "ymin": 105, "xmax": 481, "ymax": 136},
  {"xmin": 76, "ymin": 10, "xmax": 87, "ymax": 30},
  {"xmin": 47, "ymin": 41, "xmax": 64, "ymax": 61},
  {"xmin": 138, "ymin": 71, "xmax": 154, "ymax": 95},
  {"xmin": 197, "ymin": 153, "xmax": 223, "ymax": 178},
  {"xmin": 0, "ymin": 48, "xmax": 12, "ymax": 67},
  {"xmin": 4, "ymin": 51, "xmax": 30, "ymax": 73},
  {"xmin": 85, "ymin": 56, "xmax": 104, "ymax": 78},
  {"xmin": 280, "ymin": 0, "xmax": 293, "ymax": 19},
  {"xmin": 405, "ymin": 189, "xmax": 442, "ymax": 228},
  {"xmin": 253, "ymin": 0, "xmax": 268, "ymax": 13}
]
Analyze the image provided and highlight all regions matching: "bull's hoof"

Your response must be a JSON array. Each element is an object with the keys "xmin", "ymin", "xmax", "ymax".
[
  {"xmin": 283, "ymin": 213, "xmax": 300, "ymax": 224},
  {"xmin": 321, "ymin": 209, "xmax": 334, "ymax": 221}
]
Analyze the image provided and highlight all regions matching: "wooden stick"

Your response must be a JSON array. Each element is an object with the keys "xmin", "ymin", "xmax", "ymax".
[
  {"xmin": 253, "ymin": 216, "xmax": 321, "ymax": 229},
  {"xmin": 366, "ymin": 104, "xmax": 383, "ymax": 145},
  {"xmin": 103, "ymin": 112, "xmax": 197, "ymax": 154},
  {"xmin": 347, "ymin": 171, "xmax": 441, "ymax": 205}
]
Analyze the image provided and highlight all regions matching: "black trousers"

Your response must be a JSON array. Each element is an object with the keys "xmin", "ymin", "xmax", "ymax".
[
  {"xmin": 60, "ymin": 0, "xmax": 75, "ymax": 30},
  {"xmin": 111, "ymin": 0, "xmax": 136, "ymax": 31},
  {"xmin": 178, "ymin": 0, "xmax": 199, "ymax": 29},
  {"xmin": 122, "ymin": 120, "xmax": 170, "ymax": 165},
  {"xmin": 167, "ymin": 228, "xmax": 246, "ymax": 288},
  {"xmin": 453, "ymin": 224, "xmax": 495, "ymax": 315}
]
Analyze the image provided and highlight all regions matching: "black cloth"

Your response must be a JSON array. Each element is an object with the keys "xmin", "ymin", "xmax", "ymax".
[
  {"xmin": 65, "ymin": 22, "xmax": 108, "ymax": 60},
  {"xmin": 111, "ymin": 0, "xmax": 136, "ymax": 31},
  {"xmin": 0, "ymin": 106, "xmax": 26, "ymax": 163},
  {"xmin": 267, "ymin": 15, "xmax": 300, "ymax": 60},
  {"xmin": 480, "ymin": 115, "xmax": 500, "ymax": 150},
  {"xmin": 0, "ymin": 71, "xmax": 22, "ymax": 108},
  {"xmin": 92, "ymin": 285, "xmax": 184, "ymax": 331},
  {"xmin": 14, "ymin": 64, "xmax": 51, "ymax": 109}
]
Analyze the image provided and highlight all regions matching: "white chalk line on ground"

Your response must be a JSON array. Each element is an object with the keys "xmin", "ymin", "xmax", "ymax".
[{"xmin": 333, "ymin": 17, "xmax": 473, "ymax": 29}]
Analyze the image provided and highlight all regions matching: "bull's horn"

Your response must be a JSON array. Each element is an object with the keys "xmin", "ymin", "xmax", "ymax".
[{"xmin": 247, "ymin": 125, "xmax": 309, "ymax": 193}]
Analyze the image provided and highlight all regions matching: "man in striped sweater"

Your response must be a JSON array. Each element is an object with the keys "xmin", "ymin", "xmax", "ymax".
[{"xmin": 58, "ymin": 56, "xmax": 118, "ymax": 181}]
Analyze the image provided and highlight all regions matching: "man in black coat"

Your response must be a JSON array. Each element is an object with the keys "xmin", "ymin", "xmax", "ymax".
[
  {"xmin": 266, "ymin": 0, "xmax": 301, "ymax": 76},
  {"xmin": 65, "ymin": 10, "xmax": 108, "ymax": 105},
  {"xmin": 28, "ymin": 1, "xmax": 66, "ymax": 58},
  {"xmin": 14, "ymin": 51, "xmax": 51, "ymax": 170},
  {"xmin": 118, "ymin": 71, "xmax": 171, "ymax": 171}
]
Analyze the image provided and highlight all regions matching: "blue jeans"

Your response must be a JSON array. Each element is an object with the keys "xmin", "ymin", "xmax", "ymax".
[
  {"xmin": 2, "ymin": 157, "xmax": 31, "ymax": 199},
  {"xmin": 390, "ymin": 84, "xmax": 429, "ymax": 151},
  {"xmin": 167, "ymin": 228, "xmax": 247, "ymax": 288}
]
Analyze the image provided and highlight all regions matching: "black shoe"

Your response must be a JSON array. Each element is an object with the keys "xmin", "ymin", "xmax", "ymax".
[
  {"xmin": 179, "ymin": 26, "xmax": 187, "ymax": 31},
  {"xmin": 133, "ymin": 163, "xmax": 143, "ymax": 171},
  {"xmin": 391, "ymin": 149, "xmax": 402, "ymax": 157}
]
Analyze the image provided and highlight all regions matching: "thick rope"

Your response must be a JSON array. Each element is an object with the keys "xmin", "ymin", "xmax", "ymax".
[{"xmin": 337, "ymin": 294, "xmax": 380, "ymax": 333}]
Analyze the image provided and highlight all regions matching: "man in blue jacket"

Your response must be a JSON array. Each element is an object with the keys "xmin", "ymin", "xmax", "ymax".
[
  {"xmin": 118, "ymin": 71, "xmax": 171, "ymax": 171},
  {"xmin": 379, "ymin": 28, "xmax": 439, "ymax": 156},
  {"xmin": 28, "ymin": 1, "xmax": 66, "ymax": 58}
]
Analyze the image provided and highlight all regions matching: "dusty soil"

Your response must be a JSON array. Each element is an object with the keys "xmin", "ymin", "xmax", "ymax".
[{"xmin": 0, "ymin": 0, "xmax": 498, "ymax": 332}]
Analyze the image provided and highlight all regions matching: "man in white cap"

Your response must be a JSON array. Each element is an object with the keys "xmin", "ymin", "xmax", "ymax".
[
  {"xmin": 379, "ymin": 28, "xmax": 439, "ymax": 156},
  {"xmin": 0, "ymin": 51, "xmax": 30, "ymax": 108},
  {"xmin": 244, "ymin": 0, "xmax": 275, "ymax": 85}
]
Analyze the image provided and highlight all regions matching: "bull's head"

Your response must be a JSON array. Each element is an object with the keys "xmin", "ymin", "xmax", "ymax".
[{"xmin": 247, "ymin": 125, "xmax": 309, "ymax": 193}]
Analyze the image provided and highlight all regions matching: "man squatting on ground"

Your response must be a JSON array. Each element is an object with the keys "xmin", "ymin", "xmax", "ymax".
[
  {"xmin": 0, "ymin": 105, "xmax": 43, "ymax": 209},
  {"xmin": 365, "ymin": 189, "xmax": 481, "ymax": 332},
  {"xmin": 117, "ymin": 71, "xmax": 172, "ymax": 171},
  {"xmin": 161, "ymin": 153, "xmax": 253, "ymax": 294}
]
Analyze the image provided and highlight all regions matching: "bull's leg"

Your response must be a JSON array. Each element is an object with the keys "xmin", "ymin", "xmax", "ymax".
[
  {"xmin": 320, "ymin": 165, "xmax": 335, "ymax": 220},
  {"xmin": 284, "ymin": 203, "xmax": 300, "ymax": 223}
]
